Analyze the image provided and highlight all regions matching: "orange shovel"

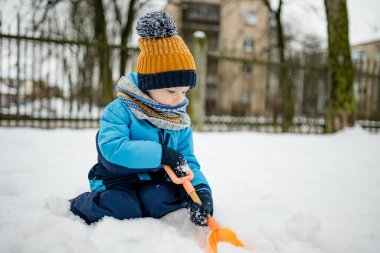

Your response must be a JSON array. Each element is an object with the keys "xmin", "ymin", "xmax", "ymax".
[{"xmin": 164, "ymin": 165, "xmax": 245, "ymax": 253}]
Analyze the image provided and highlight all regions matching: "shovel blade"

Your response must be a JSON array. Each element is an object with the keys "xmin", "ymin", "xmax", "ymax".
[{"xmin": 207, "ymin": 227, "xmax": 245, "ymax": 253}]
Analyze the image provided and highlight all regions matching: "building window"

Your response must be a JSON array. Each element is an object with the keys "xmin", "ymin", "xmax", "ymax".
[
  {"xmin": 244, "ymin": 11, "xmax": 258, "ymax": 25},
  {"xmin": 242, "ymin": 63, "xmax": 253, "ymax": 76},
  {"xmin": 241, "ymin": 89, "xmax": 251, "ymax": 103},
  {"xmin": 183, "ymin": 3, "xmax": 220, "ymax": 24},
  {"xmin": 243, "ymin": 38, "xmax": 254, "ymax": 53},
  {"xmin": 351, "ymin": 50, "xmax": 368, "ymax": 62},
  {"xmin": 377, "ymin": 50, "xmax": 380, "ymax": 62}
]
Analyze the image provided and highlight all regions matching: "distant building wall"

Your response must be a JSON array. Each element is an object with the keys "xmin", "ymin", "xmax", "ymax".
[
  {"xmin": 351, "ymin": 39, "xmax": 380, "ymax": 63},
  {"xmin": 218, "ymin": 0, "xmax": 269, "ymax": 115},
  {"xmin": 165, "ymin": 0, "xmax": 270, "ymax": 116},
  {"xmin": 351, "ymin": 39, "xmax": 380, "ymax": 120}
]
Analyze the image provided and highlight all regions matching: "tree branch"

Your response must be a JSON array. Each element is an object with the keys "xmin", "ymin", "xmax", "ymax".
[
  {"xmin": 32, "ymin": 0, "xmax": 64, "ymax": 31},
  {"xmin": 262, "ymin": 0, "xmax": 273, "ymax": 13},
  {"xmin": 277, "ymin": 0, "xmax": 283, "ymax": 16},
  {"xmin": 121, "ymin": 0, "xmax": 136, "ymax": 41},
  {"xmin": 112, "ymin": 0, "xmax": 122, "ymax": 26}
]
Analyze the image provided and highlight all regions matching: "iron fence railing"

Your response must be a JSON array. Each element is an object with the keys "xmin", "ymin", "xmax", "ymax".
[{"xmin": 0, "ymin": 22, "xmax": 379, "ymax": 132}]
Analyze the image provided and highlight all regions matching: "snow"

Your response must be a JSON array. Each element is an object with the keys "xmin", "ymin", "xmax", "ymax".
[
  {"xmin": 0, "ymin": 126, "xmax": 380, "ymax": 253},
  {"xmin": 218, "ymin": 242, "xmax": 251, "ymax": 253},
  {"xmin": 0, "ymin": 83, "xmax": 17, "ymax": 95},
  {"xmin": 193, "ymin": 31, "xmax": 206, "ymax": 39},
  {"xmin": 285, "ymin": 213, "xmax": 322, "ymax": 241}
]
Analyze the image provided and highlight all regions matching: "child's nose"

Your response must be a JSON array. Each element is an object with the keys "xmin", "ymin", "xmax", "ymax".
[{"xmin": 173, "ymin": 94, "xmax": 184, "ymax": 105}]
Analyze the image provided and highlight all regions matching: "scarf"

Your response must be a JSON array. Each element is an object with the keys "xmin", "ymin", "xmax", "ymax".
[{"xmin": 115, "ymin": 75, "xmax": 191, "ymax": 131}]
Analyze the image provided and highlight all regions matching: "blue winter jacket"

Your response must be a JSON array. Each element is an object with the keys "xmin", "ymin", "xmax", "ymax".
[{"xmin": 89, "ymin": 73, "xmax": 210, "ymax": 193}]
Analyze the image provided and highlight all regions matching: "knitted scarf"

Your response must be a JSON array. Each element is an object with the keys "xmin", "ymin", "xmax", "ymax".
[{"xmin": 115, "ymin": 76, "xmax": 191, "ymax": 131}]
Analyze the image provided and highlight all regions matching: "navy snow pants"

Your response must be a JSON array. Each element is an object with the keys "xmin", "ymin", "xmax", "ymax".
[{"xmin": 70, "ymin": 181, "xmax": 187, "ymax": 224}]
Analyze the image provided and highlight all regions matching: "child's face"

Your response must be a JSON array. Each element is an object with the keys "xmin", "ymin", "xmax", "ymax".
[{"xmin": 147, "ymin": 86, "xmax": 190, "ymax": 107}]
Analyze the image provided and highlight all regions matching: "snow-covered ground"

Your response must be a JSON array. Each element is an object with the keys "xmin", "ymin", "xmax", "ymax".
[{"xmin": 0, "ymin": 126, "xmax": 379, "ymax": 253}]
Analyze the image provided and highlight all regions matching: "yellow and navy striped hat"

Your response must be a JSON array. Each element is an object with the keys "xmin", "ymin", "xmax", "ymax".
[{"xmin": 136, "ymin": 10, "xmax": 196, "ymax": 91}]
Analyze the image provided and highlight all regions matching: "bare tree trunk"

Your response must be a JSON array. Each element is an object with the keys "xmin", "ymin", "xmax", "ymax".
[
  {"xmin": 119, "ymin": 0, "xmax": 137, "ymax": 77},
  {"xmin": 324, "ymin": 0, "xmax": 355, "ymax": 133},
  {"xmin": 30, "ymin": 0, "xmax": 141, "ymax": 107},
  {"xmin": 263, "ymin": 0, "xmax": 293, "ymax": 132},
  {"xmin": 94, "ymin": 0, "xmax": 113, "ymax": 106},
  {"xmin": 275, "ymin": 5, "xmax": 293, "ymax": 132}
]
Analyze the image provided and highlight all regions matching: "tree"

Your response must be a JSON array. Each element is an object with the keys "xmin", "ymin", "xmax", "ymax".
[
  {"xmin": 30, "ymin": 0, "xmax": 139, "ymax": 105},
  {"xmin": 324, "ymin": 0, "xmax": 355, "ymax": 133},
  {"xmin": 262, "ymin": 0, "xmax": 294, "ymax": 132}
]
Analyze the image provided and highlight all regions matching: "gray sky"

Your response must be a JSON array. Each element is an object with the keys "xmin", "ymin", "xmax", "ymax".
[
  {"xmin": 282, "ymin": 0, "xmax": 380, "ymax": 45},
  {"xmin": 347, "ymin": 0, "xmax": 380, "ymax": 44}
]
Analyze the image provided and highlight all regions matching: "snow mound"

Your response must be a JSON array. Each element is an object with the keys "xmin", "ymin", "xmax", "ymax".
[
  {"xmin": 1, "ymin": 128, "xmax": 380, "ymax": 253},
  {"xmin": 285, "ymin": 213, "xmax": 321, "ymax": 241},
  {"xmin": 46, "ymin": 196, "xmax": 71, "ymax": 216},
  {"xmin": 218, "ymin": 242, "xmax": 251, "ymax": 253},
  {"xmin": 91, "ymin": 209, "xmax": 205, "ymax": 253},
  {"xmin": 254, "ymin": 225, "xmax": 323, "ymax": 253}
]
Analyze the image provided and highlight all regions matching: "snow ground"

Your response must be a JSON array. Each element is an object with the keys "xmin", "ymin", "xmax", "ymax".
[{"xmin": 0, "ymin": 126, "xmax": 379, "ymax": 253}]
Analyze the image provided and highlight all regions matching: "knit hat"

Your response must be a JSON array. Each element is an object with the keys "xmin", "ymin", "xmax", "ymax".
[{"xmin": 136, "ymin": 10, "xmax": 196, "ymax": 91}]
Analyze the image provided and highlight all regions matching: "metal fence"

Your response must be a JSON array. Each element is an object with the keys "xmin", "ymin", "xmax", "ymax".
[
  {"xmin": 1, "ymin": 20, "xmax": 379, "ymax": 132},
  {"xmin": 0, "ymin": 33, "xmax": 99, "ymax": 128},
  {"xmin": 0, "ymin": 16, "xmax": 139, "ymax": 129},
  {"xmin": 202, "ymin": 53, "xmax": 380, "ymax": 133}
]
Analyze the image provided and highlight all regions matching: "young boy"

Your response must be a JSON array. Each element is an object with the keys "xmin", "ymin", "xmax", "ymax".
[{"xmin": 70, "ymin": 10, "xmax": 213, "ymax": 226}]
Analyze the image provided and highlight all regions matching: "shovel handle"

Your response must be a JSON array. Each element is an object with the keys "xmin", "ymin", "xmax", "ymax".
[
  {"xmin": 164, "ymin": 165, "xmax": 196, "ymax": 196},
  {"xmin": 163, "ymin": 165, "xmax": 219, "ymax": 231}
]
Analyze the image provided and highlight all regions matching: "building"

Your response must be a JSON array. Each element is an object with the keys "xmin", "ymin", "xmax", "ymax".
[
  {"xmin": 351, "ymin": 39, "xmax": 380, "ymax": 120},
  {"xmin": 351, "ymin": 39, "xmax": 380, "ymax": 63},
  {"xmin": 165, "ymin": 0, "xmax": 270, "ymax": 116}
]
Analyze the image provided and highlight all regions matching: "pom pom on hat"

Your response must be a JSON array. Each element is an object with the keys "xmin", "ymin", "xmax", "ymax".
[
  {"xmin": 136, "ymin": 10, "xmax": 178, "ymax": 38},
  {"xmin": 136, "ymin": 10, "xmax": 196, "ymax": 91}
]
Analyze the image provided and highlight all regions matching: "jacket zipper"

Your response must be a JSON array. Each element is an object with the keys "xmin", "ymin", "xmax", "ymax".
[
  {"xmin": 158, "ymin": 129, "xmax": 170, "ymax": 146},
  {"xmin": 158, "ymin": 130, "xmax": 163, "ymax": 144}
]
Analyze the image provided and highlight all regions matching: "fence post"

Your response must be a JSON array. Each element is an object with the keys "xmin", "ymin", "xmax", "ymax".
[
  {"xmin": 0, "ymin": 11, "xmax": 2, "ymax": 125},
  {"xmin": 16, "ymin": 14, "xmax": 21, "ymax": 126},
  {"xmin": 189, "ymin": 31, "xmax": 207, "ymax": 131}
]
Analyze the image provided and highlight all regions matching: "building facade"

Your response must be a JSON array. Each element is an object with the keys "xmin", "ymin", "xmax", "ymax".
[
  {"xmin": 351, "ymin": 39, "xmax": 380, "ymax": 63},
  {"xmin": 351, "ymin": 39, "xmax": 380, "ymax": 120},
  {"xmin": 165, "ymin": 0, "xmax": 270, "ymax": 116}
]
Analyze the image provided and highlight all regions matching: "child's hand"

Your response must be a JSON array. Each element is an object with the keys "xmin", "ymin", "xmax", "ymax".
[
  {"xmin": 161, "ymin": 146, "xmax": 188, "ymax": 177},
  {"xmin": 187, "ymin": 190, "xmax": 213, "ymax": 226}
]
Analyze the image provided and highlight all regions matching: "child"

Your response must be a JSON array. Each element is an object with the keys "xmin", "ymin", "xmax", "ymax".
[{"xmin": 70, "ymin": 10, "xmax": 213, "ymax": 226}]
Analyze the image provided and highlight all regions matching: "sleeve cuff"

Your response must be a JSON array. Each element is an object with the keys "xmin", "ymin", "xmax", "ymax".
[{"xmin": 194, "ymin": 183, "xmax": 212, "ymax": 194}]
